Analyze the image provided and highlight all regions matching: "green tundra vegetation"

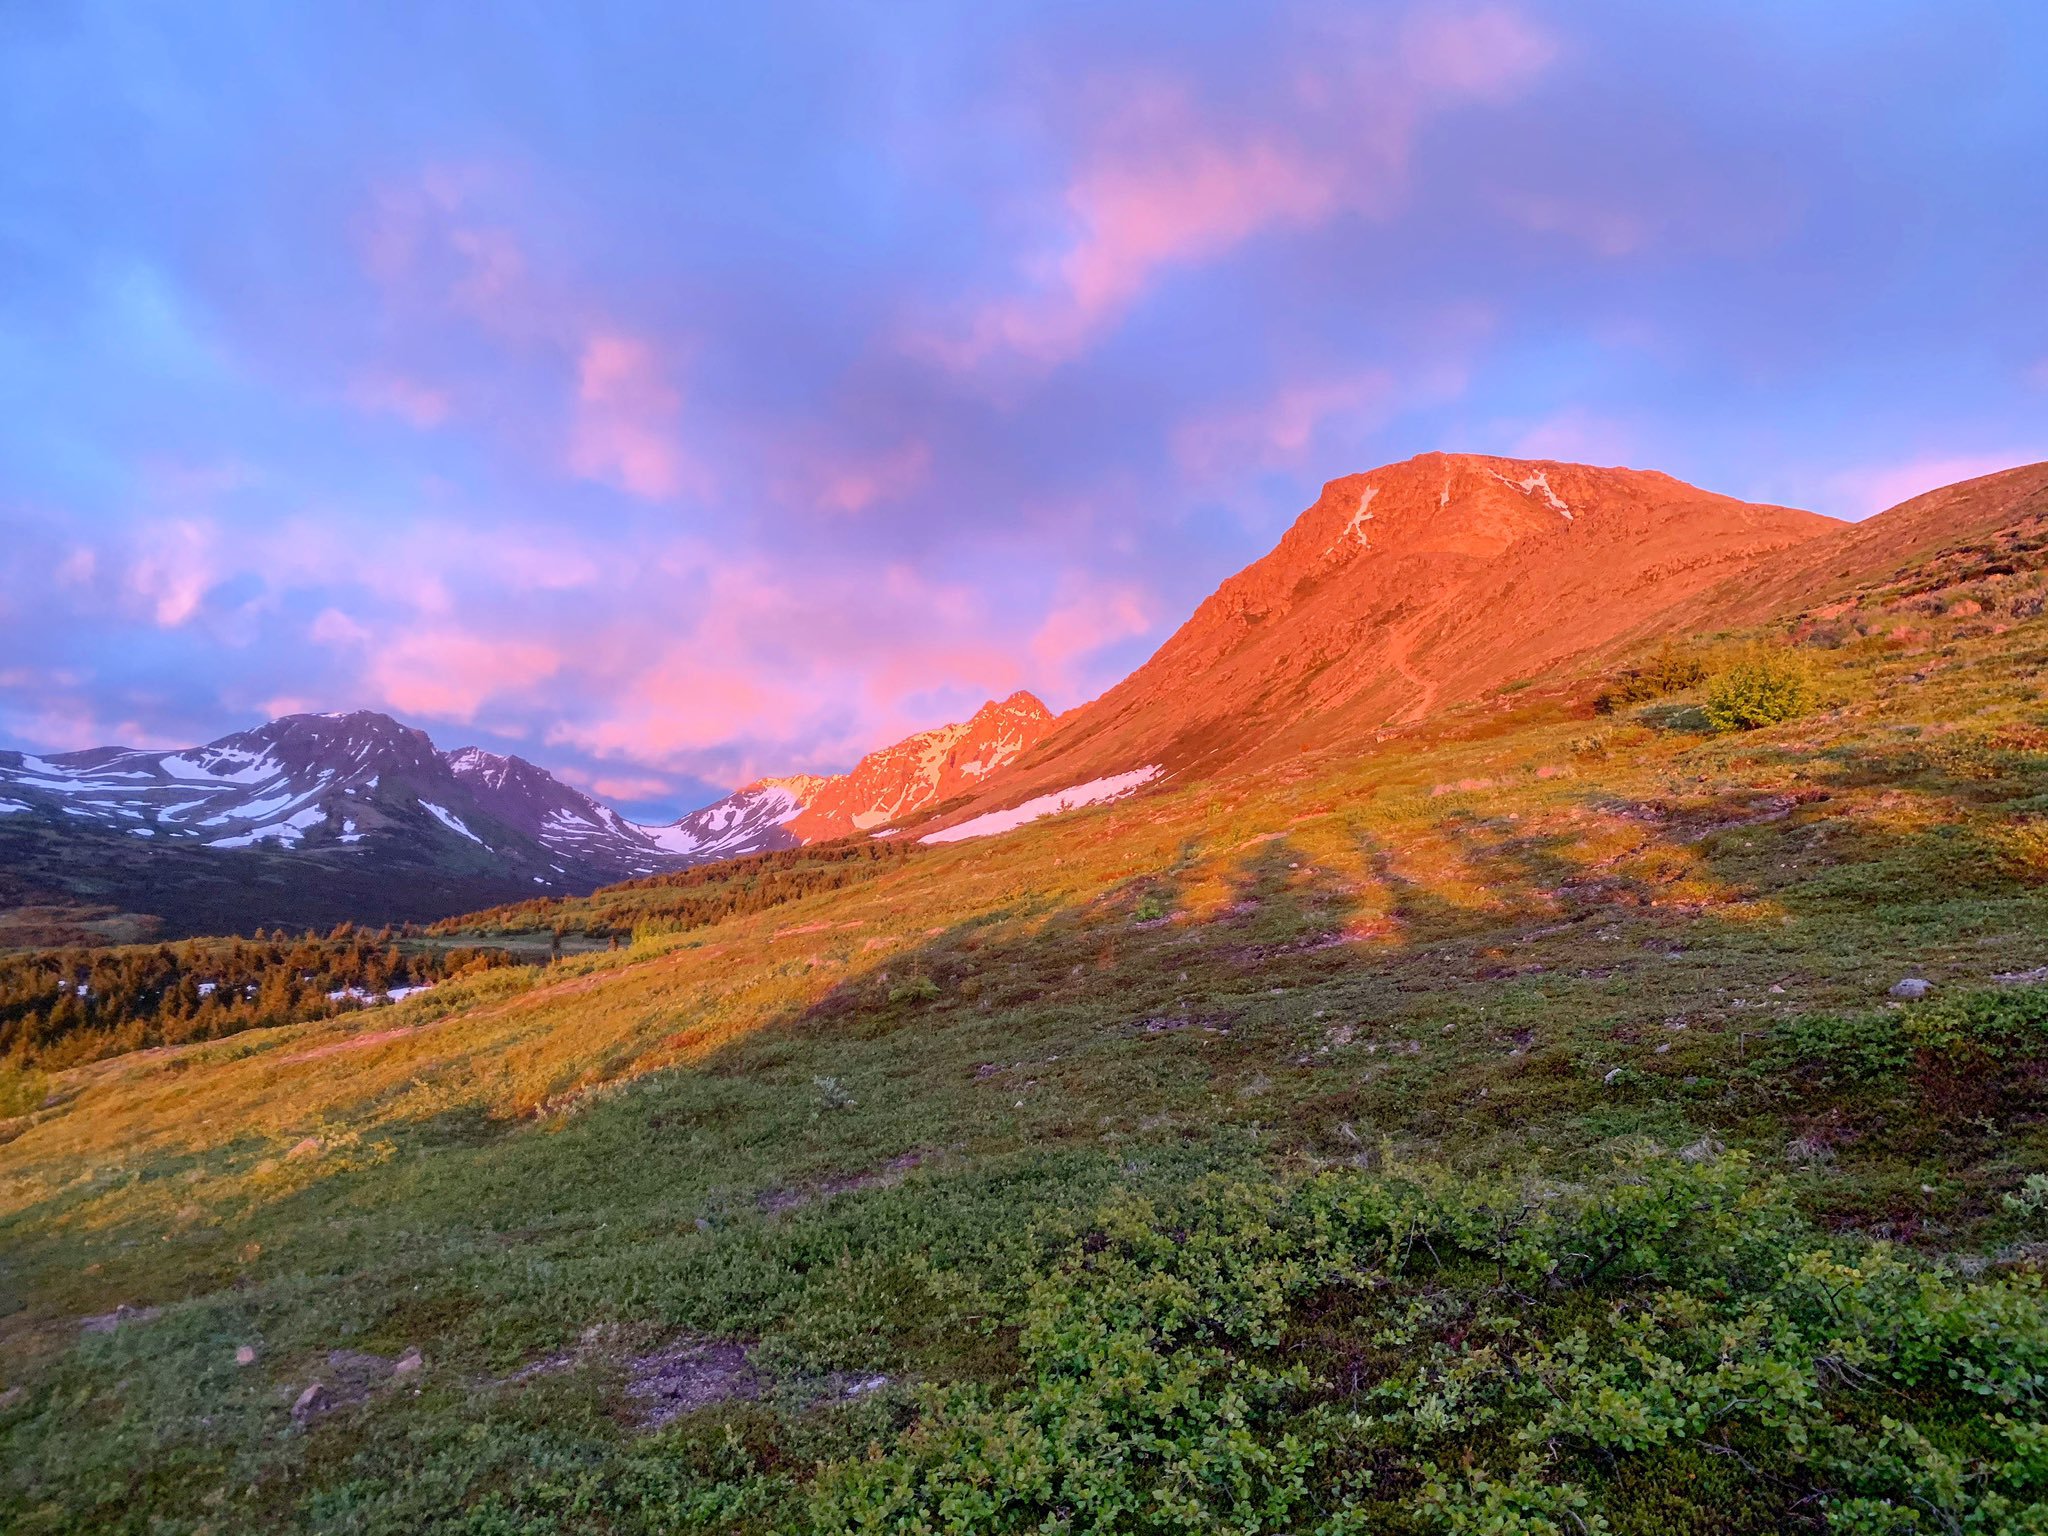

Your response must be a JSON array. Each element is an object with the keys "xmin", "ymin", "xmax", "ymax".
[
  {"xmin": 2, "ymin": 548, "xmax": 2047, "ymax": 1533},
  {"xmin": 434, "ymin": 840, "xmax": 922, "ymax": 945}
]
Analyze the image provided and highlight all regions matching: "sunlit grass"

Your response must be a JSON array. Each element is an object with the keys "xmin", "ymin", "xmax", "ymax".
[{"xmin": 4, "ymin": 588, "xmax": 2048, "ymax": 1531}]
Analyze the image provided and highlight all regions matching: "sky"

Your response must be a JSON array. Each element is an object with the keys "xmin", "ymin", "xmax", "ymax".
[{"xmin": 2, "ymin": 1, "xmax": 2044, "ymax": 820}]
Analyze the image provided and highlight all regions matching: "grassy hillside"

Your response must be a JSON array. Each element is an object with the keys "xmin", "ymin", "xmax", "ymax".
[{"xmin": 2, "ymin": 548, "xmax": 2047, "ymax": 1532}]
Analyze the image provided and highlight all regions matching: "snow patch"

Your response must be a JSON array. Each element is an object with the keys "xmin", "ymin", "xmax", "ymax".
[
  {"xmin": 0, "ymin": 799, "xmax": 29, "ymax": 815},
  {"xmin": 1323, "ymin": 486, "xmax": 1377, "ymax": 557},
  {"xmin": 421, "ymin": 801, "xmax": 485, "ymax": 845},
  {"xmin": 1492, "ymin": 468, "xmax": 1572, "ymax": 520},
  {"xmin": 205, "ymin": 805, "xmax": 327, "ymax": 849},
  {"xmin": 920, "ymin": 766, "xmax": 1163, "ymax": 845},
  {"xmin": 162, "ymin": 749, "xmax": 281, "ymax": 785}
]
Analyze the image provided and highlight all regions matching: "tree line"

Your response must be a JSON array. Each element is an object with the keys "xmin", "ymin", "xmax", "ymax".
[
  {"xmin": 435, "ymin": 838, "xmax": 920, "ymax": 942},
  {"xmin": 0, "ymin": 926, "xmax": 517, "ymax": 1072}
]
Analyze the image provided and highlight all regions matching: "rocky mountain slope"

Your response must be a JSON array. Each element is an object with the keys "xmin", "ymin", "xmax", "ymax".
[
  {"xmin": 0, "ymin": 694, "xmax": 1059, "ymax": 939},
  {"xmin": 0, "ymin": 711, "xmax": 693, "ymax": 937},
  {"xmin": 639, "ymin": 691, "xmax": 1053, "ymax": 858},
  {"xmin": 915, "ymin": 453, "xmax": 1840, "ymax": 831}
]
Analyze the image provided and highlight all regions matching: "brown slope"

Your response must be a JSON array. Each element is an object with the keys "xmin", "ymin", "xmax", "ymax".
[
  {"xmin": 1669, "ymin": 460, "xmax": 2048, "ymax": 632},
  {"xmin": 920, "ymin": 452, "xmax": 1839, "ymax": 828}
]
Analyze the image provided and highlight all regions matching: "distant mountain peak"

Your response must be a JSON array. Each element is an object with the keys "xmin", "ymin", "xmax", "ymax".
[
  {"xmin": 913, "ymin": 454, "xmax": 1838, "ymax": 835},
  {"xmin": 639, "ymin": 691, "xmax": 1059, "ymax": 861}
]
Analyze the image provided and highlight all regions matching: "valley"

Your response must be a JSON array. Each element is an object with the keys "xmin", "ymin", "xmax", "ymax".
[{"xmin": 2, "ymin": 458, "xmax": 2046, "ymax": 1532}]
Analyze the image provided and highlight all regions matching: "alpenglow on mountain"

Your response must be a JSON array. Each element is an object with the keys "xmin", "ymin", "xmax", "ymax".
[
  {"xmin": 635, "ymin": 691, "xmax": 1054, "ymax": 860},
  {"xmin": 0, "ymin": 693, "xmax": 1057, "ymax": 936}
]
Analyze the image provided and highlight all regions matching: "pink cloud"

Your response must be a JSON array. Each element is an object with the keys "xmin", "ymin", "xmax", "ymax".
[
  {"xmin": 566, "ymin": 332, "xmax": 698, "ymax": 501},
  {"xmin": 534, "ymin": 555, "xmax": 1046, "ymax": 785},
  {"xmin": 366, "ymin": 629, "xmax": 562, "ymax": 722},
  {"xmin": 1399, "ymin": 6, "xmax": 1558, "ymax": 100},
  {"xmin": 921, "ymin": 119, "xmax": 1340, "ymax": 371},
  {"xmin": 351, "ymin": 371, "xmax": 451, "ymax": 428},
  {"xmin": 1174, "ymin": 370, "xmax": 1395, "ymax": 478},
  {"xmin": 309, "ymin": 607, "xmax": 372, "ymax": 646},
  {"xmin": 55, "ymin": 547, "xmax": 96, "ymax": 587},
  {"xmin": 1492, "ymin": 189, "xmax": 1647, "ymax": 257},
  {"xmin": 124, "ymin": 518, "xmax": 217, "ymax": 627},
  {"xmin": 0, "ymin": 687, "xmax": 188, "ymax": 753},
  {"xmin": 915, "ymin": 14, "xmax": 1554, "ymax": 375},
  {"xmin": 359, "ymin": 166, "xmax": 530, "ymax": 328},
  {"xmin": 1029, "ymin": 579, "xmax": 1155, "ymax": 678},
  {"xmin": 1508, "ymin": 406, "xmax": 1637, "ymax": 463},
  {"xmin": 814, "ymin": 439, "xmax": 933, "ymax": 515},
  {"xmin": 562, "ymin": 769, "xmax": 676, "ymax": 803}
]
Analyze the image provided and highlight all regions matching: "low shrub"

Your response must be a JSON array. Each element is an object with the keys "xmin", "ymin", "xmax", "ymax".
[
  {"xmin": 810, "ymin": 1151, "xmax": 2048, "ymax": 1533},
  {"xmin": 1593, "ymin": 644, "xmax": 1710, "ymax": 715},
  {"xmin": 1701, "ymin": 648, "xmax": 1816, "ymax": 731}
]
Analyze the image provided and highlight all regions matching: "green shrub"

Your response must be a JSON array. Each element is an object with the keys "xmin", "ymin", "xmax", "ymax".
[
  {"xmin": 810, "ymin": 1151, "xmax": 2048, "ymax": 1534},
  {"xmin": 1701, "ymin": 648, "xmax": 1816, "ymax": 731},
  {"xmin": 0, "ymin": 1065, "xmax": 47, "ymax": 1118},
  {"xmin": 887, "ymin": 975, "xmax": 942, "ymax": 1007},
  {"xmin": 1593, "ymin": 643, "xmax": 1710, "ymax": 714},
  {"xmin": 1772, "ymin": 986, "xmax": 2048, "ymax": 1092}
]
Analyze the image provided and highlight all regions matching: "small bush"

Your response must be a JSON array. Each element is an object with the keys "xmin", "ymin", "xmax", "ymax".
[
  {"xmin": 0, "ymin": 1066, "xmax": 48, "ymax": 1118},
  {"xmin": 1996, "ymin": 818, "xmax": 2048, "ymax": 882},
  {"xmin": 886, "ymin": 975, "xmax": 942, "ymax": 1007},
  {"xmin": 1593, "ymin": 643, "xmax": 1710, "ymax": 714},
  {"xmin": 813, "ymin": 1074, "xmax": 856, "ymax": 1111},
  {"xmin": 1701, "ymin": 648, "xmax": 1815, "ymax": 731}
]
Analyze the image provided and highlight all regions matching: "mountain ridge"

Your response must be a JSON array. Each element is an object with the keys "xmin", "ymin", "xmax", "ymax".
[{"xmin": 913, "ymin": 452, "xmax": 1840, "ymax": 833}]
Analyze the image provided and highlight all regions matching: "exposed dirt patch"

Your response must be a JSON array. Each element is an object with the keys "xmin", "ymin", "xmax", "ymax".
[
  {"xmin": 625, "ymin": 1335, "xmax": 761, "ymax": 1426},
  {"xmin": 279, "ymin": 1025, "xmax": 419, "ymax": 1064},
  {"xmin": 755, "ymin": 1151, "xmax": 927, "ymax": 1215},
  {"xmin": 289, "ymin": 1346, "xmax": 423, "ymax": 1423},
  {"xmin": 78, "ymin": 1303, "xmax": 161, "ymax": 1334},
  {"xmin": 487, "ymin": 1325, "xmax": 890, "ymax": 1429}
]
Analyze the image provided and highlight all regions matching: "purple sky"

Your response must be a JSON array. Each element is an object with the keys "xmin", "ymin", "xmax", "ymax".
[{"xmin": 2, "ymin": 2, "xmax": 2044, "ymax": 818}]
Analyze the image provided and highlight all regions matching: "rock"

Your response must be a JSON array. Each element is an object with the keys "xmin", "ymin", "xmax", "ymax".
[
  {"xmin": 291, "ymin": 1382, "xmax": 327, "ymax": 1422},
  {"xmin": 1889, "ymin": 977, "xmax": 1933, "ymax": 999},
  {"xmin": 79, "ymin": 1303, "xmax": 162, "ymax": 1334},
  {"xmin": 1679, "ymin": 1136, "xmax": 1725, "ymax": 1163},
  {"xmin": 393, "ymin": 1348, "xmax": 423, "ymax": 1377},
  {"xmin": 1785, "ymin": 1135, "xmax": 1836, "ymax": 1167},
  {"xmin": 1602, "ymin": 1067, "xmax": 1624, "ymax": 1085},
  {"xmin": 234, "ymin": 1345, "xmax": 257, "ymax": 1366}
]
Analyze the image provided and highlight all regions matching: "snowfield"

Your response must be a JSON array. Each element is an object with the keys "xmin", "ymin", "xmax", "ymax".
[{"xmin": 919, "ymin": 766, "xmax": 1163, "ymax": 844}]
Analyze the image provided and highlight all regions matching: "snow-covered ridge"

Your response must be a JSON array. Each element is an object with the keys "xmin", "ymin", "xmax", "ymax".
[
  {"xmin": 920, "ymin": 766, "xmax": 1163, "ymax": 845},
  {"xmin": 637, "ymin": 783, "xmax": 805, "ymax": 859},
  {"xmin": 0, "ymin": 709, "xmax": 688, "ymax": 882}
]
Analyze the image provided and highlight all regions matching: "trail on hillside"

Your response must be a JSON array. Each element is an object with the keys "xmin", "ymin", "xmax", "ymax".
[{"xmin": 1385, "ymin": 622, "xmax": 1441, "ymax": 724}]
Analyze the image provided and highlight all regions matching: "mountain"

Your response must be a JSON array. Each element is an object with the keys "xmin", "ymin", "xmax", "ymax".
[
  {"xmin": 914, "ymin": 454, "xmax": 1839, "ymax": 831},
  {"xmin": 1666, "ymin": 459, "xmax": 2048, "ymax": 632},
  {"xmin": 0, "ymin": 710, "xmax": 689, "ymax": 938},
  {"xmin": 0, "ymin": 694, "xmax": 1059, "ymax": 940},
  {"xmin": 639, "ymin": 691, "xmax": 1054, "ymax": 861}
]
